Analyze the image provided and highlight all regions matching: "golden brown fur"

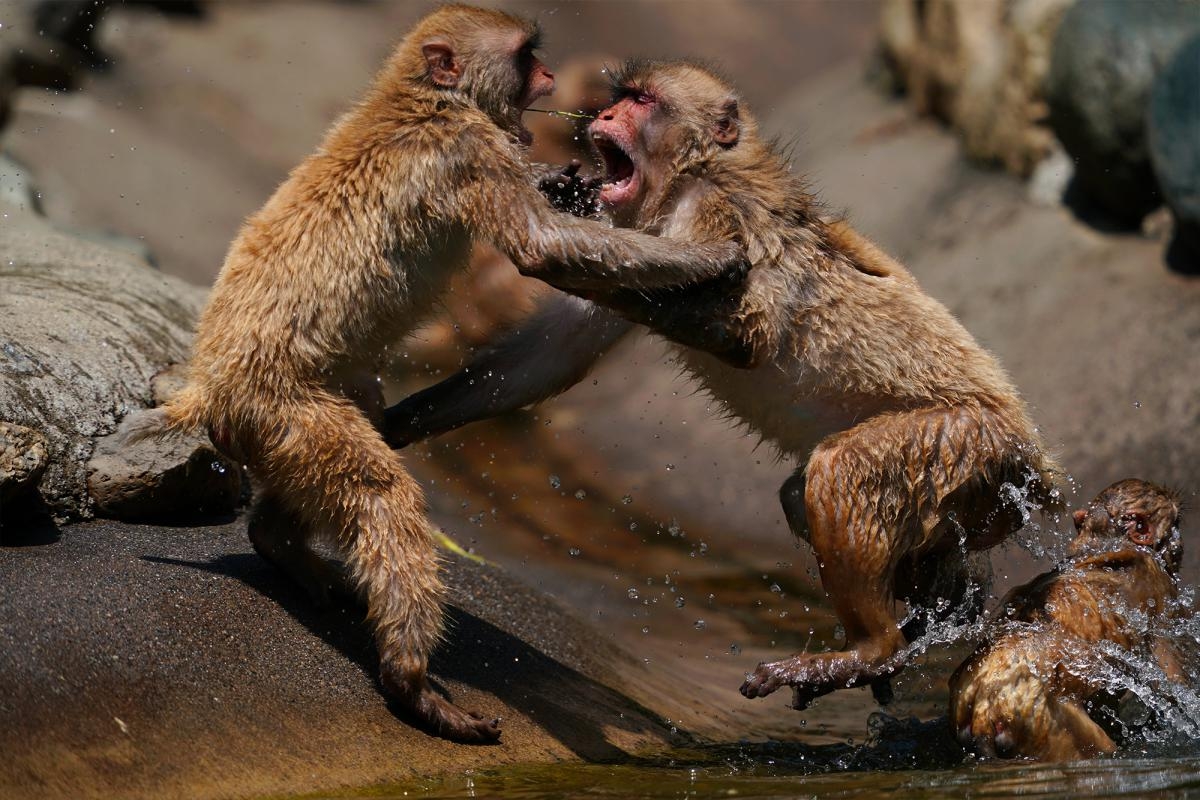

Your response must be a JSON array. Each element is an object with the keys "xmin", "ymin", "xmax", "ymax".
[
  {"xmin": 385, "ymin": 60, "xmax": 1058, "ymax": 709},
  {"xmin": 162, "ymin": 8, "xmax": 739, "ymax": 744},
  {"xmin": 951, "ymin": 479, "xmax": 1186, "ymax": 761}
]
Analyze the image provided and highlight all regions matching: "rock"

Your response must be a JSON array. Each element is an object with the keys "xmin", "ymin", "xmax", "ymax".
[
  {"xmin": 878, "ymin": 0, "xmax": 1072, "ymax": 177},
  {"xmin": 0, "ymin": 153, "xmax": 41, "ymax": 215},
  {"xmin": 150, "ymin": 363, "xmax": 189, "ymax": 408},
  {"xmin": 0, "ymin": 202, "xmax": 206, "ymax": 520},
  {"xmin": 87, "ymin": 411, "xmax": 240, "ymax": 521},
  {"xmin": 1148, "ymin": 34, "xmax": 1200, "ymax": 271},
  {"xmin": 1046, "ymin": 0, "xmax": 1200, "ymax": 225},
  {"xmin": 0, "ymin": 520, "xmax": 677, "ymax": 798},
  {"xmin": 0, "ymin": 422, "xmax": 48, "ymax": 511}
]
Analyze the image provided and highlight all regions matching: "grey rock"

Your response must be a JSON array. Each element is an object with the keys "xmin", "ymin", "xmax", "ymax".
[
  {"xmin": 1047, "ymin": 0, "xmax": 1200, "ymax": 225},
  {"xmin": 0, "ymin": 203, "xmax": 206, "ymax": 520},
  {"xmin": 1148, "ymin": 34, "xmax": 1200, "ymax": 271},
  {"xmin": 0, "ymin": 422, "xmax": 48, "ymax": 509},
  {"xmin": 87, "ymin": 411, "xmax": 240, "ymax": 521}
]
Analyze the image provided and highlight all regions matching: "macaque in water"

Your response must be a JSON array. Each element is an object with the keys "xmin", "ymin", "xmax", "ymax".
[
  {"xmin": 951, "ymin": 479, "xmax": 1189, "ymax": 761},
  {"xmin": 155, "ymin": 10, "xmax": 740, "ymax": 744},
  {"xmin": 386, "ymin": 59, "xmax": 1059, "ymax": 709}
]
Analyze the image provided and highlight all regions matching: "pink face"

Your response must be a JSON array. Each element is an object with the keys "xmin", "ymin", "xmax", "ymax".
[
  {"xmin": 588, "ymin": 91, "xmax": 658, "ymax": 211},
  {"xmin": 518, "ymin": 54, "xmax": 555, "ymax": 109}
]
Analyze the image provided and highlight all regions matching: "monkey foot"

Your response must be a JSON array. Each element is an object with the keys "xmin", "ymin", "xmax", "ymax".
[
  {"xmin": 740, "ymin": 651, "xmax": 903, "ymax": 710},
  {"xmin": 382, "ymin": 670, "xmax": 501, "ymax": 744}
]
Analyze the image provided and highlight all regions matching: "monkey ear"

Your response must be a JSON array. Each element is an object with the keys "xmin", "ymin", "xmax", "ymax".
[
  {"xmin": 422, "ymin": 40, "xmax": 460, "ymax": 88},
  {"xmin": 713, "ymin": 98, "xmax": 740, "ymax": 147}
]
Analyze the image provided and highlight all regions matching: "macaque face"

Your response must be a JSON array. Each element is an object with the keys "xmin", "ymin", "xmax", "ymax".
[
  {"xmin": 588, "ymin": 63, "xmax": 742, "ymax": 226},
  {"xmin": 423, "ymin": 20, "xmax": 553, "ymax": 147},
  {"xmin": 511, "ymin": 39, "xmax": 554, "ymax": 144},
  {"xmin": 1068, "ymin": 478, "xmax": 1183, "ymax": 571},
  {"xmin": 589, "ymin": 90, "xmax": 663, "ymax": 216}
]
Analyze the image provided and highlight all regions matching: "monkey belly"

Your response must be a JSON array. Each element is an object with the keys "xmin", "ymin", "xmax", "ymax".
[{"xmin": 672, "ymin": 346, "xmax": 858, "ymax": 457}]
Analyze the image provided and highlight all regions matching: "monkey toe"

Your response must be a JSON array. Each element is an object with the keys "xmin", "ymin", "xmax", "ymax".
[{"xmin": 384, "ymin": 672, "xmax": 501, "ymax": 745}]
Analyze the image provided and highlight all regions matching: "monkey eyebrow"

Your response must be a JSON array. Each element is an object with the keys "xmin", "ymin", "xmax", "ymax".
[{"xmin": 525, "ymin": 29, "xmax": 543, "ymax": 52}]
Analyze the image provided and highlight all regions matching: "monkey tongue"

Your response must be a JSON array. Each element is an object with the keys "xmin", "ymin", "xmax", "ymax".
[{"xmin": 595, "ymin": 138, "xmax": 639, "ymax": 206}]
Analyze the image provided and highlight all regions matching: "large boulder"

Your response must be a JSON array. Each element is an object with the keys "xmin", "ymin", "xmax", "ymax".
[
  {"xmin": 1148, "ymin": 34, "xmax": 1200, "ymax": 271},
  {"xmin": 1046, "ymin": 0, "xmax": 1200, "ymax": 225},
  {"xmin": 0, "ymin": 204, "xmax": 205, "ymax": 520}
]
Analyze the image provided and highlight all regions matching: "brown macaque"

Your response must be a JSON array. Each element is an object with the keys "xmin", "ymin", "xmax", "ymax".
[
  {"xmin": 385, "ymin": 60, "xmax": 1059, "ymax": 710},
  {"xmin": 153, "ymin": 8, "xmax": 741, "ymax": 745},
  {"xmin": 950, "ymin": 479, "xmax": 1188, "ymax": 761}
]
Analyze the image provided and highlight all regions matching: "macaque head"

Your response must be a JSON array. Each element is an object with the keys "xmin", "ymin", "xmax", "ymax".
[
  {"xmin": 403, "ymin": 4, "xmax": 554, "ymax": 146},
  {"xmin": 589, "ymin": 60, "xmax": 752, "ymax": 225},
  {"xmin": 1070, "ymin": 478, "xmax": 1183, "ymax": 573}
]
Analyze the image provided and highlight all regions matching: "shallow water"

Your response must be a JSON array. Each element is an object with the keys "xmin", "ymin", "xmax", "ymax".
[{"xmin": 310, "ymin": 743, "xmax": 1200, "ymax": 799}]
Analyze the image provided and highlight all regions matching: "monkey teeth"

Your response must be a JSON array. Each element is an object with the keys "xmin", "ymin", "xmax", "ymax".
[{"xmin": 592, "ymin": 133, "xmax": 638, "ymax": 206}]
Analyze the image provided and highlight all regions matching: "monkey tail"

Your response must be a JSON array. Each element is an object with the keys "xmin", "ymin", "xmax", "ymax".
[{"xmin": 118, "ymin": 384, "xmax": 210, "ymax": 449}]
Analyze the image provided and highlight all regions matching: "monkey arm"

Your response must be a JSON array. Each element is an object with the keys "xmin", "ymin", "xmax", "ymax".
[
  {"xmin": 465, "ymin": 166, "xmax": 745, "ymax": 291},
  {"xmin": 384, "ymin": 293, "xmax": 632, "ymax": 447},
  {"xmin": 575, "ymin": 272, "xmax": 761, "ymax": 369}
]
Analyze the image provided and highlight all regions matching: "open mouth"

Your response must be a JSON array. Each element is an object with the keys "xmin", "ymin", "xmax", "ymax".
[{"xmin": 592, "ymin": 133, "xmax": 640, "ymax": 207}]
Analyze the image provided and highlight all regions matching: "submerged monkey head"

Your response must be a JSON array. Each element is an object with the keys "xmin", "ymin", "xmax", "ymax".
[{"xmin": 1070, "ymin": 478, "xmax": 1183, "ymax": 573}]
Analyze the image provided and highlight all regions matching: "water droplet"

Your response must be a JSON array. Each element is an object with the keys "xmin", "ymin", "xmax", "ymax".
[
  {"xmin": 621, "ymin": 494, "xmax": 633, "ymax": 505},
  {"xmin": 665, "ymin": 463, "xmax": 676, "ymax": 471},
  {"xmin": 568, "ymin": 547, "xmax": 581, "ymax": 557},
  {"xmin": 548, "ymin": 474, "xmax": 561, "ymax": 489},
  {"xmin": 730, "ymin": 643, "xmax": 741, "ymax": 655},
  {"xmin": 674, "ymin": 597, "xmax": 686, "ymax": 608},
  {"xmin": 627, "ymin": 588, "xmax": 639, "ymax": 600},
  {"xmin": 574, "ymin": 489, "xmax": 587, "ymax": 500},
  {"xmin": 693, "ymin": 619, "xmax": 706, "ymax": 630}
]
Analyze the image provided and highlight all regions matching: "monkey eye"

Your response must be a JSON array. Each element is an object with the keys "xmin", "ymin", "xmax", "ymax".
[
  {"xmin": 1121, "ymin": 514, "xmax": 1149, "ymax": 536},
  {"xmin": 633, "ymin": 91, "xmax": 656, "ymax": 106}
]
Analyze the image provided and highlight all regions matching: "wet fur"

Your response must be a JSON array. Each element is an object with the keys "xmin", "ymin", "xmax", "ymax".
[
  {"xmin": 951, "ymin": 479, "xmax": 1186, "ymax": 761},
  {"xmin": 161, "ymin": 8, "xmax": 738, "ymax": 745}
]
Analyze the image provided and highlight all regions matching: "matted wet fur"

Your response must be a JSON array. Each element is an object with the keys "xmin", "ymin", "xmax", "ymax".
[
  {"xmin": 385, "ymin": 60, "xmax": 1060, "ymax": 709},
  {"xmin": 951, "ymin": 479, "xmax": 1187, "ymax": 761},
  {"xmin": 159, "ymin": 8, "xmax": 740, "ymax": 744}
]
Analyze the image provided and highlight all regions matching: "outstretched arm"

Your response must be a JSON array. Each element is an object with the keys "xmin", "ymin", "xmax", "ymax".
[{"xmin": 386, "ymin": 293, "xmax": 632, "ymax": 448}]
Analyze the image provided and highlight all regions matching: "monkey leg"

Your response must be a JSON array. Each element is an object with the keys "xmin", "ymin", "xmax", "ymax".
[
  {"xmin": 248, "ymin": 493, "xmax": 355, "ymax": 608},
  {"xmin": 260, "ymin": 396, "xmax": 500, "ymax": 744},
  {"xmin": 743, "ymin": 451, "xmax": 908, "ymax": 706}
]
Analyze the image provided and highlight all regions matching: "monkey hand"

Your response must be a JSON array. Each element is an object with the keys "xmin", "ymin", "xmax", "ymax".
[
  {"xmin": 538, "ymin": 160, "xmax": 602, "ymax": 217},
  {"xmin": 382, "ymin": 400, "xmax": 430, "ymax": 449}
]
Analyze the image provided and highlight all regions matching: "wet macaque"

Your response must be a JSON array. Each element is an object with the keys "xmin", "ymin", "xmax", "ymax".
[
  {"xmin": 951, "ymin": 479, "xmax": 1187, "ymax": 761},
  {"xmin": 386, "ymin": 60, "xmax": 1058, "ymax": 709},
  {"xmin": 159, "ymin": 8, "xmax": 740, "ymax": 744}
]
